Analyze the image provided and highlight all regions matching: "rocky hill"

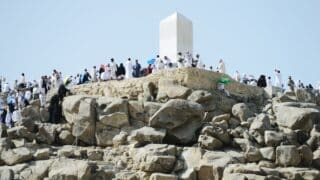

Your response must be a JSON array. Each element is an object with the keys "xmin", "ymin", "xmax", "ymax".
[{"xmin": 1, "ymin": 68, "xmax": 320, "ymax": 180}]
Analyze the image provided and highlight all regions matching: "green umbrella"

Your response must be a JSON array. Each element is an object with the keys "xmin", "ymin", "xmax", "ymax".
[{"xmin": 218, "ymin": 76, "xmax": 231, "ymax": 85}]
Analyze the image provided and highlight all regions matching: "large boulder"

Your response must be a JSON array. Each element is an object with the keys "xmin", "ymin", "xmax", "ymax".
[
  {"xmin": 128, "ymin": 127, "xmax": 166, "ymax": 147},
  {"xmin": 96, "ymin": 97, "xmax": 130, "ymax": 128},
  {"xmin": 232, "ymin": 103, "xmax": 254, "ymax": 122},
  {"xmin": 273, "ymin": 103, "xmax": 320, "ymax": 132},
  {"xmin": 36, "ymin": 124, "xmax": 58, "ymax": 145},
  {"xmin": 149, "ymin": 99, "xmax": 204, "ymax": 144},
  {"xmin": 276, "ymin": 145, "xmax": 301, "ymax": 167},
  {"xmin": 95, "ymin": 122, "xmax": 120, "ymax": 147},
  {"xmin": 48, "ymin": 158, "xmax": 96, "ymax": 180},
  {"xmin": 7, "ymin": 126, "xmax": 35, "ymax": 142},
  {"xmin": 67, "ymin": 97, "xmax": 96, "ymax": 145},
  {"xmin": 130, "ymin": 144, "xmax": 177, "ymax": 173},
  {"xmin": 198, "ymin": 135, "xmax": 223, "ymax": 150},
  {"xmin": 156, "ymin": 78, "xmax": 191, "ymax": 101},
  {"xmin": 1, "ymin": 147, "xmax": 32, "ymax": 165}
]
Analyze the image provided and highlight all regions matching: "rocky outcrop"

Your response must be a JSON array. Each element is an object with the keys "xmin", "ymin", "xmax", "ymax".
[
  {"xmin": 149, "ymin": 99, "xmax": 204, "ymax": 144},
  {"xmin": 1, "ymin": 68, "xmax": 320, "ymax": 179}
]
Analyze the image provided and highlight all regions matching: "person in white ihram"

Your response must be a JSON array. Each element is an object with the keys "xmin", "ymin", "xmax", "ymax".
[
  {"xmin": 195, "ymin": 54, "xmax": 203, "ymax": 69},
  {"xmin": 185, "ymin": 52, "xmax": 193, "ymax": 67},
  {"xmin": 177, "ymin": 52, "xmax": 184, "ymax": 68},
  {"xmin": 233, "ymin": 71, "xmax": 241, "ymax": 82},
  {"xmin": 125, "ymin": 58, "xmax": 133, "ymax": 79},
  {"xmin": 274, "ymin": 69, "xmax": 282, "ymax": 88},
  {"xmin": 110, "ymin": 58, "xmax": 117, "ymax": 80},
  {"xmin": 217, "ymin": 59, "xmax": 226, "ymax": 74}
]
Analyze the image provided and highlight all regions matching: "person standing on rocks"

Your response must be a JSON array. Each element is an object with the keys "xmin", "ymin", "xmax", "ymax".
[
  {"xmin": 91, "ymin": 66, "xmax": 98, "ymax": 82},
  {"xmin": 19, "ymin": 73, "xmax": 26, "ymax": 89},
  {"xmin": 49, "ymin": 84, "xmax": 70, "ymax": 124},
  {"xmin": 233, "ymin": 71, "xmax": 241, "ymax": 82},
  {"xmin": 177, "ymin": 52, "xmax": 185, "ymax": 68},
  {"xmin": 185, "ymin": 52, "xmax": 193, "ymax": 67},
  {"xmin": 287, "ymin": 76, "xmax": 295, "ymax": 92},
  {"xmin": 274, "ymin": 69, "xmax": 282, "ymax": 88},
  {"xmin": 125, "ymin": 58, "xmax": 133, "ymax": 79},
  {"xmin": 217, "ymin": 59, "xmax": 226, "ymax": 74},
  {"xmin": 110, "ymin": 58, "xmax": 117, "ymax": 80},
  {"xmin": 133, "ymin": 59, "xmax": 141, "ymax": 78},
  {"xmin": 195, "ymin": 54, "xmax": 203, "ymax": 69},
  {"xmin": 267, "ymin": 76, "xmax": 272, "ymax": 87},
  {"xmin": 163, "ymin": 56, "xmax": 171, "ymax": 69}
]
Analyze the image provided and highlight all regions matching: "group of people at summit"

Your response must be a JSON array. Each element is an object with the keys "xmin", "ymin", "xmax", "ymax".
[{"xmin": 0, "ymin": 52, "xmax": 319, "ymax": 128}]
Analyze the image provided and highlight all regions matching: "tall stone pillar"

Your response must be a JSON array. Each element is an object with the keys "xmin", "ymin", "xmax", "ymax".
[{"xmin": 159, "ymin": 12, "xmax": 193, "ymax": 63}]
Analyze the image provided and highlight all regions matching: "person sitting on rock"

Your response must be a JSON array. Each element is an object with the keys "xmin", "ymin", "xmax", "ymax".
[
  {"xmin": 116, "ymin": 63, "xmax": 126, "ymax": 80},
  {"xmin": 82, "ymin": 69, "xmax": 92, "ymax": 83}
]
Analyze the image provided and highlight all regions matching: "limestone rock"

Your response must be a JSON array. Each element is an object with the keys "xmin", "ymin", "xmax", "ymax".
[
  {"xmin": 198, "ymin": 135, "xmax": 223, "ymax": 150},
  {"xmin": 150, "ymin": 173, "xmax": 178, "ymax": 180},
  {"xmin": 298, "ymin": 145, "xmax": 313, "ymax": 167},
  {"xmin": 95, "ymin": 122, "xmax": 120, "ymax": 147},
  {"xmin": 274, "ymin": 103, "xmax": 320, "ymax": 131},
  {"xmin": 259, "ymin": 147, "xmax": 275, "ymax": 161},
  {"xmin": 7, "ymin": 126, "xmax": 35, "ymax": 142},
  {"xmin": 130, "ymin": 144, "xmax": 177, "ymax": 173},
  {"xmin": 97, "ymin": 97, "xmax": 130, "ymax": 128},
  {"xmin": 58, "ymin": 130, "xmax": 75, "ymax": 145},
  {"xmin": 0, "ymin": 123, "xmax": 7, "ymax": 138},
  {"xmin": 187, "ymin": 90, "xmax": 213, "ymax": 103},
  {"xmin": 87, "ymin": 149, "xmax": 104, "ymax": 161},
  {"xmin": 71, "ymin": 97, "xmax": 96, "ymax": 145},
  {"xmin": 264, "ymin": 131, "xmax": 283, "ymax": 147},
  {"xmin": 0, "ymin": 169, "xmax": 14, "ymax": 180},
  {"xmin": 232, "ymin": 103, "xmax": 254, "ymax": 122},
  {"xmin": 128, "ymin": 127, "xmax": 166, "ymax": 147},
  {"xmin": 276, "ymin": 145, "xmax": 301, "ymax": 167},
  {"xmin": 34, "ymin": 148, "xmax": 50, "ymax": 160},
  {"xmin": 149, "ymin": 99, "xmax": 204, "ymax": 144},
  {"xmin": 128, "ymin": 101, "xmax": 146, "ymax": 121},
  {"xmin": 48, "ymin": 158, "xmax": 96, "ymax": 180},
  {"xmin": 156, "ymin": 78, "xmax": 191, "ymax": 101},
  {"xmin": 113, "ymin": 131, "xmax": 129, "ymax": 147},
  {"xmin": 36, "ymin": 124, "xmax": 57, "ymax": 145},
  {"xmin": 201, "ymin": 125, "xmax": 230, "ymax": 145},
  {"xmin": 1, "ymin": 147, "xmax": 32, "ymax": 165}
]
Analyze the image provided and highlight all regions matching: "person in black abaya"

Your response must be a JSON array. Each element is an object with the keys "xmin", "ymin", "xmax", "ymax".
[
  {"xmin": 257, "ymin": 75, "xmax": 267, "ymax": 88},
  {"xmin": 49, "ymin": 84, "xmax": 70, "ymax": 124}
]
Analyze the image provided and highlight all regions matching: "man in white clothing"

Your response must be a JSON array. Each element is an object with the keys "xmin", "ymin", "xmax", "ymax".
[
  {"xmin": 274, "ymin": 69, "xmax": 282, "ymax": 88},
  {"xmin": 163, "ymin": 56, "xmax": 172, "ymax": 69},
  {"xmin": 185, "ymin": 52, "xmax": 193, "ymax": 67},
  {"xmin": 92, "ymin": 66, "xmax": 98, "ymax": 82},
  {"xmin": 125, "ymin": 58, "xmax": 133, "ymax": 79},
  {"xmin": 217, "ymin": 59, "xmax": 226, "ymax": 74},
  {"xmin": 267, "ymin": 77, "xmax": 272, "ymax": 87},
  {"xmin": 110, "ymin": 58, "xmax": 117, "ymax": 80},
  {"xmin": 177, "ymin": 52, "xmax": 184, "ymax": 68},
  {"xmin": 233, "ymin": 71, "xmax": 241, "ymax": 82},
  {"xmin": 195, "ymin": 54, "xmax": 203, "ymax": 69}
]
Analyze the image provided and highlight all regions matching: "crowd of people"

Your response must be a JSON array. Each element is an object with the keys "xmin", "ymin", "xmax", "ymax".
[{"xmin": 0, "ymin": 52, "xmax": 319, "ymax": 128}]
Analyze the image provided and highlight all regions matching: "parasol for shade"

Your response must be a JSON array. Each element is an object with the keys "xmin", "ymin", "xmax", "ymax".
[
  {"xmin": 147, "ymin": 59, "xmax": 156, "ymax": 65},
  {"xmin": 219, "ymin": 76, "xmax": 231, "ymax": 84}
]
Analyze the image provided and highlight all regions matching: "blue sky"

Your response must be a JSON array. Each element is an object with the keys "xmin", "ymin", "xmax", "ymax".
[{"xmin": 0, "ymin": 0, "xmax": 319, "ymax": 86}]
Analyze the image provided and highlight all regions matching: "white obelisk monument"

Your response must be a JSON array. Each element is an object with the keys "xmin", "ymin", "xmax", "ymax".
[{"xmin": 159, "ymin": 12, "xmax": 193, "ymax": 63}]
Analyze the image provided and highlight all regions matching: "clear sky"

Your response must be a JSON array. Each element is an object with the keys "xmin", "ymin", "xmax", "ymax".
[{"xmin": 0, "ymin": 0, "xmax": 319, "ymax": 86}]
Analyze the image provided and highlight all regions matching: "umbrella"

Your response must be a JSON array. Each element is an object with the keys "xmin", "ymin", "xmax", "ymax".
[
  {"xmin": 219, "ymin": 76, "xmax": 231, "ymax": 85},
  {"xmin": 147, "ymin": 59, "xmax": 156, "ymax": 65}
]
